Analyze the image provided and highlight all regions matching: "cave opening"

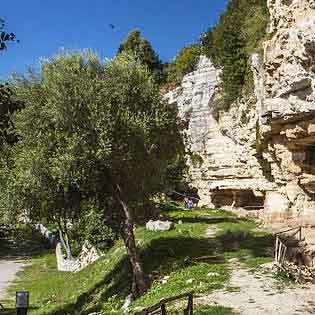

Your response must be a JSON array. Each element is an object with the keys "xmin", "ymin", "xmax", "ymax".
[
  {"xmin": 304, "ymin": 145, "xmax": 315, "ymax": 174},
  {"xmin": 211, "ymin": 189, "xmax": 265, "ymax": 209}
]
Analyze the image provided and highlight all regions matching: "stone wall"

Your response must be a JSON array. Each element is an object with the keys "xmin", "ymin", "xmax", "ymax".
[{"xmin": 167, "ymin": 0, "xmax": 315, "ymax": 225}]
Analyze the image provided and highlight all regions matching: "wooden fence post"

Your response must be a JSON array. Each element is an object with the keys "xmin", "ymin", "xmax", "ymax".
[
  {"xmin": 161, "ymin": 303, "xmax": 167, "ymax": 315},
  {"xmin": 188, "ymin": 294, "xmax": 193, "ymax": 315},
  {"xmin": 275, "ymin": 235, "xmax": 279, "ymax": 263}
]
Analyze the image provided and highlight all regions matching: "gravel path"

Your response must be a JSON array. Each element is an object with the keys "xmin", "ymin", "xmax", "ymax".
[
  {"xmin": 197, "ymin": 261, "xmax": 315, "ymax": 315},
  {"xmin": 0, "ymin": 260, "xmax": 26, "ymax": 299}
]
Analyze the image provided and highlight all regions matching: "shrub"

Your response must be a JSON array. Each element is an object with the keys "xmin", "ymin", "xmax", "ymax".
[
  {"xmin": 201, "ymin": 0, "xmax": 269, "ymax": 104},
  {"xmin": 190, "ymin": 153, "xmax": 204, "ymax": 168},
  {"xmin": 165, "ymin": 44, "xmax": 201, "ymax": 85}
]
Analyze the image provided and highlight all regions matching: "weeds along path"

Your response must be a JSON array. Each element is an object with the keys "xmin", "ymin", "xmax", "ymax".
[
  {"xmin": 202, "ymin": 216, "xmax": 315, "ymax": 315},
  {"xmin": 197, "ymin": 260, "xmax": 315, "ymax": 315},
  {"xmin": 0, "ymin": 260, "xmax": 26, "ymax": 299}
]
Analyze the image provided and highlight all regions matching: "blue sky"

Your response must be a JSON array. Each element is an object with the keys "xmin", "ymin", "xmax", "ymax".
[{"xmin": 0, "ymin": 0, "xmax": 228, "ymax": 80}]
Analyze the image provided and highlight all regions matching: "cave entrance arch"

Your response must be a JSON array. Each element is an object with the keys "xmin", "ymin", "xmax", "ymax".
[{"xmin": 211, "ymin": 189, "xmax": 265, "ymax": 209}]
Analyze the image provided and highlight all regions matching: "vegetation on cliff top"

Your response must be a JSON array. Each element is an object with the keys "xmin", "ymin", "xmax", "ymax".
[
  {"xmin": 118, "ymin": 29, "xmax": 164, "ymax": 84},
  {"xmin": 108, "ymin": 0, "xmax": 270, "ymax": 96},
  {"xmin": 164, "ymin": 44, "xmax": 201, "ymax": 87},
  {"xmin": 201, "ymin": 0, "xmax": 269, "ymax": 104}
]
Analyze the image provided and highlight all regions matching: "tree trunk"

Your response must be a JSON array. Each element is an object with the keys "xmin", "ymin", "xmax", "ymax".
[
  {"xmin": 58, "ymin": 220, "xmax": 72, "ymax": 259},
  {"xmin": 114, "ymin": 184, "xmax": 150, "ymax": 296}
]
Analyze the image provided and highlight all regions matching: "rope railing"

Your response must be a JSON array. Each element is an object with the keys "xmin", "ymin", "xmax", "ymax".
[{"xmin": 168, "ymin": 190, "xmax": 200, "ymax": 202}]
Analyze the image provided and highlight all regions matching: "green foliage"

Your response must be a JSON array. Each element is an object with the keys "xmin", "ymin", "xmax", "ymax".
[
  {"xmin": 201, "ymin": 0, "xmax": 269, "ymax": 104},
  {"xmin": 6, "ymin": 50, "xmax": 184, "ymax": 292},
  {"xmin": 0, "ymin": 18, "xmax": 17, "ymax": 51},
  {"xmin": 0, "ymin": 83, "xmax": 24, "ymax": 227},
  {"xmin": 165, "ymin": 44, "xmax": 201, "ymax": 85},
  {"xmin": 8, "ymin": 50, "xmax": 183, "ymax": 223},
  {"xmin": 190, "ymin": 152, "xmax": 204, "ymax": 168},
  {"xmin": 118, "ymin": 29, "xmax": 164, "ymax": 83},
  {"xmin": 74, "ymin": 206, "xmax": 118, "ymax": 251},
  {"xmin": 0, "ymin": 83, "xmax": 22, "ymax": 146}
]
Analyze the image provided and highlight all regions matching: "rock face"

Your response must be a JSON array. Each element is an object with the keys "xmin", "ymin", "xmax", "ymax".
[
  {"xmin": 166, "ymin": 56, "xmax": 275, "ymax": 209},
  {"xmin": 56, "ymin": 241, "xmax": 101, "ymax": 272},
  {"xmin": 167, "ymin": 0, "xmax": 315, "ymax": 224},
  {"xmin": 262, "ymin": 0, "xmax": 315, "ymax": 222}
]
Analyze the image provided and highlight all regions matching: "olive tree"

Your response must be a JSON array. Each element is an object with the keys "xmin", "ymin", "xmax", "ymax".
[{"xmin": 11, "ymin": 51, "xmax": 183, "ymax": 295}]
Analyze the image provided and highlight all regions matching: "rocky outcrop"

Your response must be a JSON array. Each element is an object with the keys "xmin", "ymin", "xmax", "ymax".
[
  {"xmin": 56, "ymin": 241, "xmax": 101, "ymax": 272},
  {"xmin": 261, "ymin": 0, "xmax": 315, "ymax": 222},
  {"xmin": 166, "ymin": 56, "xmax": 275, "ymax": 208},
  {"xmin": 167, "ymin": 0, "xmax": 315, "ymax": 224}
]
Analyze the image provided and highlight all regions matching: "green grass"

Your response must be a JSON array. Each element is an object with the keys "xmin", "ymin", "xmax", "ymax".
[
  {"xmin": 165, "ymin": 305, "xmax": 234, "ymax": 315},
  {"xmin": 3, "ymin": 202, "xmax": 273, "ymax": 315}
]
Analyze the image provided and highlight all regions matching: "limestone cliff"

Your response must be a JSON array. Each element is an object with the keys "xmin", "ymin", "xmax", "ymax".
[
  {"xmin": 167, "ymin": 0, "xmax": 315, "ymax": 224},
  {"xmin": 262, "ymin": 0, "xmax": 315, "ymax": 222}
]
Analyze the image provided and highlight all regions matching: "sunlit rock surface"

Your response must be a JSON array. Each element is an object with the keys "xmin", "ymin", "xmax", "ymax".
[{"xmin": 166, "ymin": 0, "xmax": 315, "ymax": 224}]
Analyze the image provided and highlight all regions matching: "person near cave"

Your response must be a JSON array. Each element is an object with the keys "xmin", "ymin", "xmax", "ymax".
[{"xmin": 187, "ymin": 198, "xmax": 194, "ymax": 209}]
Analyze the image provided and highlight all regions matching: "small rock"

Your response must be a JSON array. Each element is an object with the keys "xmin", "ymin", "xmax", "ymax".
[
  {"xmin": 161, "ymin": 275, "xmax": 170, "ymax": 284},
  {"xmin": 121, "ymin": 294, "xmax": 133, "ymax": 312},
  {"xmin": 146, "ymin": 220, "xmax": 173, "ymax": 231},
  {"xmin": 186, "ymin": 278, "xmax": 194, "ymax": 284},
  {"xmin": 207, "ymin": 272, "xmax": 219, "ymax": 277}
]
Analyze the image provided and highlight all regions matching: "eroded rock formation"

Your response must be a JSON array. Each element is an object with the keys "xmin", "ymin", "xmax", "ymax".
[{"xmin": 167, "ymin": 0, "xmax": 315, "ymax": 224}]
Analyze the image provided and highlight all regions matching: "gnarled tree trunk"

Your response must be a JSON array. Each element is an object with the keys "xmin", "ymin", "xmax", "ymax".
[{"xmin": 114, "ymin": 184, "xmax": 150, "ymax": 296}]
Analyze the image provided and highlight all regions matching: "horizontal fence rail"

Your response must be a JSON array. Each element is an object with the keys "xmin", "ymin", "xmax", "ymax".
[{"xmin": 136, "ymin": 292, "xmax": 193, "ymax": 315}]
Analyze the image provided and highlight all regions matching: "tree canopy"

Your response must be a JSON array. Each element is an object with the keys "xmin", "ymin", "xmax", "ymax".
[
  {"xmin": 7, "ymin": 51, "xmax": 184, "ymax": 295},
  {"xmin": 118, "ymin": 29, "xmax": 164, "ymax": 83}
]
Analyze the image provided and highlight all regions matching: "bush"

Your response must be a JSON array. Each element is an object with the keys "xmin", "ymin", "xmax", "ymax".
[
  {"xmin": 190, "ymin": 153, "xmax": 204, "ymax": 168},
  {"xmin": 73, "ymin": 206, "xmax": 118, "ymax": 252},
  {"xmin": 201, "ymin": 0, "xmax": 269, "ymax": 104},
  {"xmin": 165, "ymin": 44, "xmax": 201, "ymax": 86}
]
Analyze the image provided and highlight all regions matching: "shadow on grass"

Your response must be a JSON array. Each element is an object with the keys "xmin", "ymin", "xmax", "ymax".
[
  {"xmin": 51, "ymin": 226, "xmax": 273, "ymax": 314},
  {"xmin": 0, "ymin": 238, "xmax": 52, "ymax": 259},
  {"xmin": 0, "ymin": 308, "xmax": 16, "ymax": 315},
  {"xmin": 0, "ymin": 307, "xmax": 39, "ymax": 315},
  {"xmin": 52, "ymin": 236, "xmax": 224, "ymax": 315},
  {"xmin": 169, "ymin": 216, "xmax": 243, "ymax": 226}
]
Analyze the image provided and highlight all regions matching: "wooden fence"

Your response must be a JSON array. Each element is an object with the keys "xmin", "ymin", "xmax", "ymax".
[
  {"xmin": 274, "ymin": 226, "xmax": 302, "ymax": 268},
  {"xmin": 135, "ymin": 292, "xmax": 193, "ymax": 315}
]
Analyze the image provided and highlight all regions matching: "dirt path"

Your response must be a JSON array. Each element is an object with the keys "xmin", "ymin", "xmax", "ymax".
[
  {"xmin": 197, "ymin": 261, "xmax": 315, "ymax": 315},
  {"xmin": 0, "ymin": 260, "xmax": 26, "ymax": 300}
]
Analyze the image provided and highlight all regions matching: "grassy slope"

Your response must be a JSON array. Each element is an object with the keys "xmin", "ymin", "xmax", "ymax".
[{"xmin": 4, "ymin": 202, "xmax": 273, "ymax": 315}]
